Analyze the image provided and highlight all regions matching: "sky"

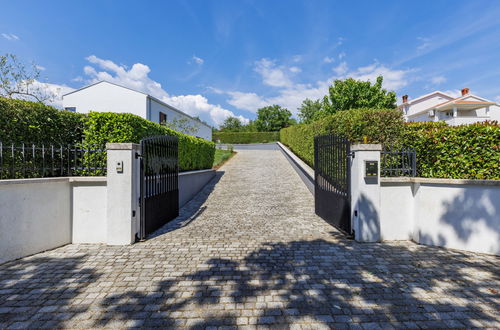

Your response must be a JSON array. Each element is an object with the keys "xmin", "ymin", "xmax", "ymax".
[{"xmin": 1, "ymin": 0, "xmax": 500, "ymax": 127}]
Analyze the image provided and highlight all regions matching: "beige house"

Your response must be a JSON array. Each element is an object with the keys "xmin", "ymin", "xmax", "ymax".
[{"xmin": 399, "ymin": 88, "xmax": 500, "ymax": 125}]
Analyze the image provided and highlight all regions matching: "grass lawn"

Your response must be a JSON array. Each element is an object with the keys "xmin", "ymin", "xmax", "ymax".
[{"xmin": 213, "ymin": 149, "xmax": 236, "ymax": 169}]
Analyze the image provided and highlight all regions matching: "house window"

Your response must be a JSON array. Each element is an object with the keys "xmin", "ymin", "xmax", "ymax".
[
  {"xmin": 65, "ymin": 107, "xmax": 76, "ymax": 112},
  {"xmin": 159, "ymin": 112, "xmax": 167, "ymax": 124},
  {"xmin": 445, "ymin": 111, "xmax": 453, "ymax": 117}
]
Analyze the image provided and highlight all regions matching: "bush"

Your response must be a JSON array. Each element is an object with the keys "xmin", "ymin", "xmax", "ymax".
[
  {"xmin": 213, "ymin": 131, "xmax": 280, "ymax": 144},
  {"xmin": 84, "ymin": 112, "xmax": 215, "ymax": 171},
  {"xmin": 0, "ymin": 97, "xmax": 86, "ymax": 144},
  {"xmin": 280, "ymin": 108, "xmax": 404, "ymax": 166},
  {"xmin": 402, "ymin": 121, "xmax": 499, "ymax": 180}
]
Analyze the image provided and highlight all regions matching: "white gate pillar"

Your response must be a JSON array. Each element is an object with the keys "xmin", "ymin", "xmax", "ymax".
[
  {"xmin": 350, "ymin": 144, "xmax": 382, "ymax": 242},
  {"xmin": 106, "ymin": 143, "xmax": 141, "ymax": 245}
]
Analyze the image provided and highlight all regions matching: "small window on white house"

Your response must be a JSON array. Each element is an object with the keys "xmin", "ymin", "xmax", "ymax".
[
  {"xmin": 159, "ymin": 112, "xmax": 167, "ymax": 124},
  {"xmin": 65, "ymin": 107, "xmax": 76, "ymax": 112}
]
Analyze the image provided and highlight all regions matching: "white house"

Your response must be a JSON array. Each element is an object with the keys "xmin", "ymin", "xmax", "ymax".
[
  {"xmin": 399, "ymin": 88, "xmax": 500, "ymax": 125},
  {"xmin": 62, "ymin": 81, "xmax": 212, "ymax": 141}
]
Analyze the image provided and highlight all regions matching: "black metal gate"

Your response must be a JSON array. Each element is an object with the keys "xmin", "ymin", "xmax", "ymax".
[
  {"xmin": 139, "ymin": 136, "xmax": 179, "ymax": 239},
  {"xmin": 314, "ymin": 135, "xmax": 352, "ymax": 235}
]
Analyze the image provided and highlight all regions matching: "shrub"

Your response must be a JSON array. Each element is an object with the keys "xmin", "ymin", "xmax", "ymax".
[
  {"xmin": 213, "ymin": 131, "xmax": 280, "ymax": 144},
  {"xmin": 83, "ymin": 112, "xmax": 215, "ymax": 171},
  {"xmin": 280, "ymin": 108, "xmax": 404, "ymax": 166},
  {"xmin": 0, "ymin": 97, "xmax": 86, "ymax": 144},
  {"xmin": 402, "ymin": 121, "xmax": 499, "ymax": 180}
]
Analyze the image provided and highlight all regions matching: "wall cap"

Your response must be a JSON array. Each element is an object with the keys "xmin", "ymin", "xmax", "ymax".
[
  {"xmin": 179, "ymin": 169, "xmax": 215, "ymax": 176},
  {"xmin": 106, "ymin": 143, "xmax": 140, "ymax": 150},
  {"xmin": 381, "ymin": 177, "xmax": 500, "ymax": 186},
  {"xmin": 0, "ymin": 176, "xmax": 106, "ymax": 186},
  {"xmin": 351, "ymin": 144, "xmax": 382, "ymax": 151}
]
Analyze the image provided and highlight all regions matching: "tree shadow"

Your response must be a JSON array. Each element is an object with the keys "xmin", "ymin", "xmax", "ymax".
[
  {"xmin": 0, "ymin": 254, "xmax": 101, "ymax": 328},
  {"xmin": 93, "ymin": 237, "xmax": 500, "ymax": 328},
  {"xmin": 439, "ymin": 188, "xmax": 499, "ymax": 253}
]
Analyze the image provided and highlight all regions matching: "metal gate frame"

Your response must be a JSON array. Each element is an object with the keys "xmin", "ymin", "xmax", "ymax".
[
  {"xmin": 314, "ymin": 135, "xmax": 352, "ymax": 235},
  {"xmin": 139, "ymin": 135, "xmax": 179, "ymax": 240}
]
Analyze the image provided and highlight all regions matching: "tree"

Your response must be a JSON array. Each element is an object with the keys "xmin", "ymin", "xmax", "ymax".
[
  {"xmin": 220, "ymin": 116, "xmax": 242, "ymax": 132},
  {"xmin": 0, "ymin": 53, "xmax": 54, "ymax": 103},
  {"xmin": 322, "ymin": 76, "xmax": 396, "ymax": 115},
  {"xmin": 297, "ymin": 98, "xmax": 322, "ymax": 124},
  {"xmin": 255, "ymin": 105, "xmax": 294, "ymax": 132}
]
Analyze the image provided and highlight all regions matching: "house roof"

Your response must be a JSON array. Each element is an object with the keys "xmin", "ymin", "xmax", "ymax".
[
  {"xmin": 399, "ymin": 91, "xmax": 453, "ymax": 108},
  {"xmin": 62, "ymin": 81, "xmax": 211, "ymax": 129}
]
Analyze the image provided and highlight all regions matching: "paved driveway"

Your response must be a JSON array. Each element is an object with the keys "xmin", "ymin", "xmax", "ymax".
[{"xmin": 1, "ymin": 149, "xmax": 499, "ymax": 329}]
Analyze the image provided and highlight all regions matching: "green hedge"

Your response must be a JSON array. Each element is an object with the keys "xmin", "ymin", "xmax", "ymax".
[
  {"xmin": 84, "ymin": 112, "xmax": 215, "ymax": 171},
  {"xmin": 0, "ymin": 97, "xmax": 215, "ymax": 173},
  {"xmin": 402, "ymin": 121, "xmax": 499, "ymax": 180},
  {"xmin": 213, "ymin": 131, "xmax": 280, "ymax": 144},
  {"xmin": 0, "ymin": 97, "xmax": 86, "ymax": 144},
  {"xmin": 280, "ymin": 108, "xmax": 404, "ymax": 166}
]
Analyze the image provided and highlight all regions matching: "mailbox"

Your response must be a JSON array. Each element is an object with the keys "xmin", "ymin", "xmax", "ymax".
[{"xmin": 365, "ymin": 160, "xmax": 378, "ymax": 178}]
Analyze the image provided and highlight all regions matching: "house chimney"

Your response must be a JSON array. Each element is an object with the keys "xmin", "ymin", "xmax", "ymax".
[
  {"xmin": 461, "ymin": 88, "xmax": 469, "ymax": 96},
  {"xmin": 402, "ymin": 95, "xmax": 408, "ymax": 103}
]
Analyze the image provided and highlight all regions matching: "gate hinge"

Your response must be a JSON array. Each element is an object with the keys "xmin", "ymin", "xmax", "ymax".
[
  {"xmin": 135, "ymin": 152, "xmax": 142, "ymax": 159},
  {"xmin": 348, "ymin": 151, "xmax": 355, "ymax": 158}
]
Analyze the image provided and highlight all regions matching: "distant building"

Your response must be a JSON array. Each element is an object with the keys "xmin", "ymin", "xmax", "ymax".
[
  {"xmin": 62, "ymin": 81, "xmax": 212, "ymax": 141},
  {"xmin": 398, "ymin": 88, "xmax": 500, "ymax": 125}
]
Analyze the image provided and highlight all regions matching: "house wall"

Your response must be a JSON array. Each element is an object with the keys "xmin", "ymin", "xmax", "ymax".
[
  {"xmin": 380, "ymin": 178, "xmax": 500, "ymax": 255},
  {"xmin": 149, "ymin": 98, "xmax": 212, "ymax": 140},
  {"xmin": 406, "ymin": 93, "xmax": 452, "ymax": 117},
  {"xmin": 63, "ymin": 82, "xmax": 147, "ymax": 118}
]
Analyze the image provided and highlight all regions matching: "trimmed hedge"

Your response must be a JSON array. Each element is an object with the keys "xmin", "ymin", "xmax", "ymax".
[
  {"xmin": 84, "ymin": 112, "xmax": 215, "ymax": 171},
  {"xmin": 0, "ymin": 97, "xmax": 215, "ymax": 173},
  {"xmin": 402, "ymin": 121, "xmax": 499, "ymax": 180},
  {"xmin": 213, "ymin": 131, "xmax": 280, "ymax": 144},
  {"xmin": 280, "ymin": 108, "xmax": 404, "ymax": 166},
  {"xmin": 0, "ymin": 97, "xmax": 86, "ymax": 144}
]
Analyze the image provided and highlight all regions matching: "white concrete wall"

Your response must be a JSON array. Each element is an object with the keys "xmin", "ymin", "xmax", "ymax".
[
  {"xmin": 63, "ymin": 81, "xmax": 147, "ymax": 117},
  {"xmin": 179, "ymin": 169, "xmax": 215, "ymax": 207},
  {"xmin": 380, "ymin": 178, "xmax": 500, "ymax": 255},
  {"xmin": 71, "ymin": 178, "xmax": 107, "ymax": 244},
  {"xmin": 0, "ymin": 177, "xmax": 108, "ymax": 264},
  {"xmin": 0, "ymin": 178, "xmax": 71, "ymax": 264},
  {"xmin": 149, "ymin": 98, "xmax": 212, "ymax": 140}
]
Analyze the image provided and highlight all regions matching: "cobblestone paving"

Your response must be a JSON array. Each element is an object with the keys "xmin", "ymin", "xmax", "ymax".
[{"xmin": 1, "ymin": 149, "xmax": 499, "ymax": 329}]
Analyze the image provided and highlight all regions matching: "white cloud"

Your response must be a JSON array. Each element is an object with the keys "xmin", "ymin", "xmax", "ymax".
[
  {"xmin": 417, "ymin": 37, "xmax": 431, "ymax": 51},
  {"xmin": 338, "ymin": 52, "xmax": 346, "ymax": 60},
  {"xmin": 345, "ymin": 62, "xmax": 411, "ymax": 91},
  {"xmin": 166, "ymin": 94, "xmax": 249, "ymax": 125},
  {"xmin": 289, "ymin": 66, "xmax": 301, "ymax": 73},
  {"xmin": 253, "ymin": 58, "xmax": 292, "ymax": 87},
  {"xmin": 222, "ymin": 58, "xmax": 411, "ymax": 116},
  {"xmin": 430, "ymin": 75, "xmax": 446, "ymax": 84},
  {"xmin": 495, "ymin": 95, "xmax": 500, "ymax": 104},
  {"xmin": 1, "ymin": 33, "xmax": 19, "ymax": 41},
  {"xmin": 333, "ymin": 62, "xmax": 348, "ymax": 75},
  {"xmin": 323, "ymin": 57, "xmax": 334, "ymax": 63},
  {"xmin": 292, "ymin": 55, "xmax": 302, "ymax": 63},
  {"xmin": 225, "ymin": 91, "xmax": 268, "ymax": 113},
  {"xmin": 36, "ymin": 65, "xmax": 46, "ymax": 71},
  {"xmin": 22, "ymin": 80, "xmax": 74, "ymax": 108},
  {"xmin": 191, "ymin": 55, "xmax": 204, "ymax": 65},
  {"xmin": 38, "ymin": 55, "xmax": 246, "ymax": 126}
]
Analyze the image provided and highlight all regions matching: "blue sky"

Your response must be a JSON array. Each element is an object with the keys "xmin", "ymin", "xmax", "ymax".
[{"xmin": 1, "ymin": 0, "xmax": 500, "ymax": 126}]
